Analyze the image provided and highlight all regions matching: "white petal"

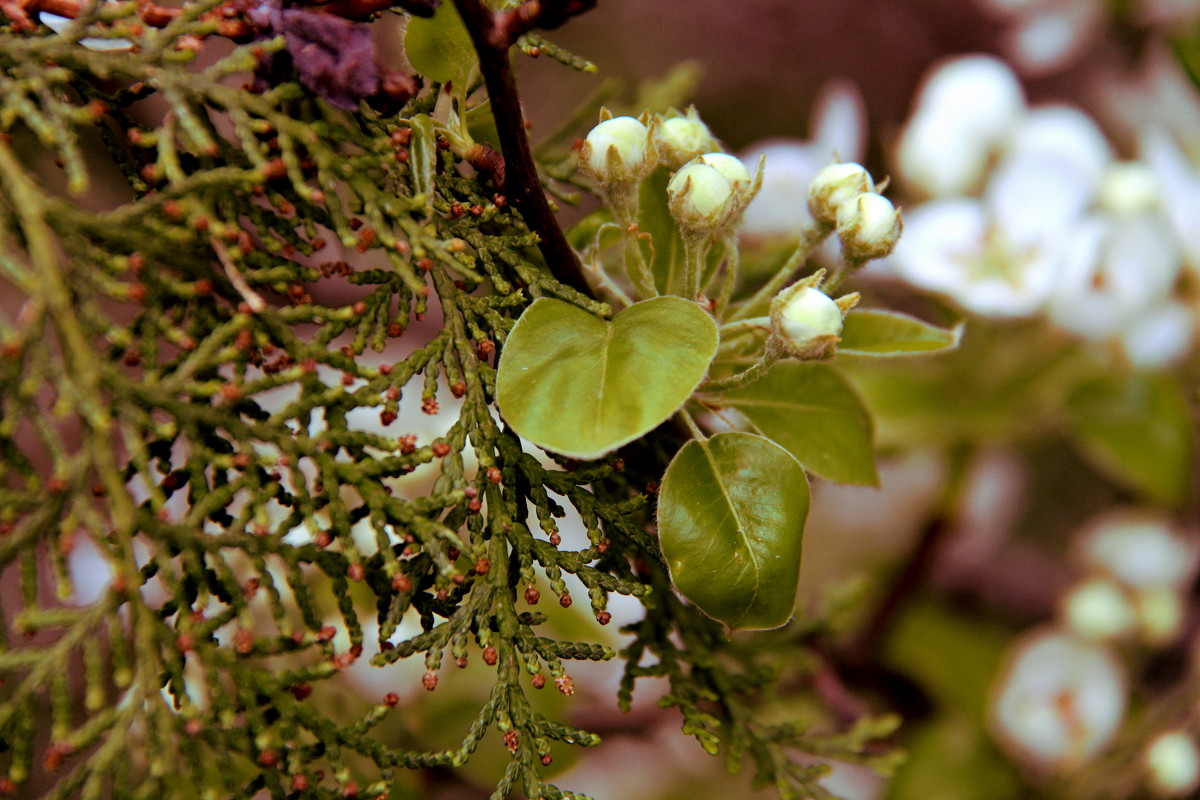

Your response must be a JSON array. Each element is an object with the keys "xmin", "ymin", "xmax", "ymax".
[
  {"xmin": 987, "ymin": 152, "xmax": 1094, "ymax": 249},
  {"xmin": 1080, "ymin": 512, "xmax": 1198, "ymax": 589},
  {"xmin": 915, "ymin": 55, "xmax": 1026, "ymax": 141},
  {"xmin": 896, "ymin": 55, "xmax": 1025, "ymax": 197},
  {"xmin": 1005, "ymin": 0, "xmax": 1102, "ymax": 75},
  {"xmin": 1007, "ymin": 106, "xmax": 1112, "ymax": 188},
  {"xmin": 889, "ymin": 199, "xmax": 987, "ymax": 290},
  {"xmin": 1141, "ymin": 127, "xmax": 1200, "ymax": 269},
  {"xmin": 1049, "ymin": 213, "xmax": 1179, "ymax": 339},
  {"xmin": 1121, "ymin": 301, "xmax": 1195, "ymax": 368},
  {"xmin": 738, "ymin": 140, "xmax": 821, "ymax": 236},
  {"xmin": 810, "ymin": 78, "xmax": 868, "ymax": 165}
]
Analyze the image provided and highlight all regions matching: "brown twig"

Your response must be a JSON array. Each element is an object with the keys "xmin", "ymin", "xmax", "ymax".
[
  {"xmin": 490, "ymin": 0, "xmax": 595, "ymax": 47},
  {"xmin": 452, "ymin": 0, "xmax": 590, "ymax": 294}
]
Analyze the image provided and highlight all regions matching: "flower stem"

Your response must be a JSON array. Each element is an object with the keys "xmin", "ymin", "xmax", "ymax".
[
  {"xmin": 724, "ymin": 222, "xmax": 829, "ymax": 324},
  {"xmin": 698, "ymin": 347, "xmax": 780, "ymax": 393}
]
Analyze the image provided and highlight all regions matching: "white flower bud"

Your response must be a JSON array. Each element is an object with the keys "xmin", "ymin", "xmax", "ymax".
[
  {"xmin": 1134, "ymin": 585, "xmax": 1184, "ymax": 644},
  {"xmin": 667, "ymin": 162, "xmax": 736, "ymax": 233},
  {"xmin": 580, "ymin": 116, "xmax": 654, "ymax": 183},
  {"xmin": 1060, "ymin": 578, "xmax": 1136, "ymax": 641},
  {"xmin": 1145, "ymin": 731, "xmax": 1200, "ymax": 797},
  {"xmin": 835, "ymin": 192, "xmax": 903, "ymax": 262},
  {"xmin": 768, "ymin": 272, "xmax": 858, "ymax": 360},
  {"xmin": 990, "ymin": 629, "xmax": 1126, "ymax": 770},
  {"xmin": 697, "ymin": 153, "xmax": 752, "ymax": 191},
  {"xmin": 807, "ymin": 162, "xmax": 875, "ymax": 226},
  {"xmin": 656, "ymin": 112, "xmax": 718, "ymax": 169}
]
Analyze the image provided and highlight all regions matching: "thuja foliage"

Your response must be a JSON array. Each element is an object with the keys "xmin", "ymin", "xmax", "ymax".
[{"xmin": 0, "ymin": 1, "xmax": 951, "ymax": 798}]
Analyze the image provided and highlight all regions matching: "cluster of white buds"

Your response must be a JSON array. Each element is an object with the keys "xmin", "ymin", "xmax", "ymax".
[
  {"xmin": 807, "ymin": 161, "xmax": 902, "ymax": 262},
  {"xmin": 768, "ymin": 269, "xmax": 859, "ymax": 360},
  {"xmin": 990, "ymin": 508, "xmax": 1199, "ymax": 778},
  {"xmin": 1068, "ymin": 511, "xmax": 1197, "ymax": 644}
]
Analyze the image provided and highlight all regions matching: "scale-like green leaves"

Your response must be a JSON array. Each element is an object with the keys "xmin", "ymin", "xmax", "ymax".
[
  {"xmin": 839, "ymin": 309, "xmax": 961, "ymax": 356},
  {"xmin": 717, "ymin": 363, "xmax": 877, "ymax": 485},
  {"xmin": 1067, "ymin": 372, "xmax": 1194, "ymax": 507},
  {"xmin": 496, "ymin": 297, "xmax": 718, "ymax": 460},
  {"xmin": 404, "ymin": 1, "xmax": 478, "ymax": 86},
  {"xmin": 658, "ymin": 432, "xmax": 809, "ymax": 630}
]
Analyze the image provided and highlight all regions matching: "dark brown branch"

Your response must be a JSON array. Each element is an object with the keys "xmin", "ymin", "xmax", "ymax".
[
  {"xmin": 842, "ymin": 514, "xmax": 952, "ymax": 667},
  {"xmin": 452, "ymin": 0, "xmax": 591, "ymax": 295}
]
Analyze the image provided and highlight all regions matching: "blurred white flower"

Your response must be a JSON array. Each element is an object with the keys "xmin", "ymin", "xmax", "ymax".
[
  {"xmin": 888, "ymin": 55, "xmax": 1195, "ymax": 364},
  {"xmin": 1142, "ymin": 127, "xmax": 1200, "ymax": 272},
  {"xmin": 990, "ymin": 629, "xmax": 1126, "ymax": 769},
  {"xmin": 896, "ymin": 55, "xmax": 1025, "ymax": 198},
  {"xmin": 739, "ymin": 79, "xmax": 866, "ymax": 237},
  {"xmin": 973, "ymin": 0, "xmax": 1105, "ymax": 75},
  {"xmin": 1145, "ymin": 730, "xmax": 1200, "ymax": 797},
  {"xmin": 1047, "ymin": 213, "xmax": 1182, "ymax": 341},
  {"xmin": 1079, "ymin": 512, "xmax": 1198, "ymax": 590}
]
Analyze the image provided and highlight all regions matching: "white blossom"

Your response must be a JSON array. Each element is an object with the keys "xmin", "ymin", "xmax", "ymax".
[{"xmin": 990, "ymin": 629, "xmax": 1126, "ymax": 769}]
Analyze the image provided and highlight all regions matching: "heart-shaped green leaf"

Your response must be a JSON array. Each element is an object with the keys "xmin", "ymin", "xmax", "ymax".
[
  {"xmin": 658, "ymin": 431, "xmax": 809, "ymax": 630},
  {"xmin": 496, "ymin": 297, "xmax": 718, "ymax": 460},
  {"xmin": 718, "ymin": 363, "xmax": 877, "ymax": 485},
  {"xmin": 839, "ymin": 310, "xmax": 961, "ymax": 356}
]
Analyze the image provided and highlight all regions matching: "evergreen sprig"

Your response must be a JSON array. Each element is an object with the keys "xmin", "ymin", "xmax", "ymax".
[{"xmin": 0, "ymin": 2, "xmax": 898, "ymax": 798}]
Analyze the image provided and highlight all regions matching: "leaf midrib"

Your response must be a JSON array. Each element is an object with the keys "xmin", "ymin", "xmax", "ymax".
[{"xmin": 696, "ymin": 436, "xmax": 759, "ymax": 627}]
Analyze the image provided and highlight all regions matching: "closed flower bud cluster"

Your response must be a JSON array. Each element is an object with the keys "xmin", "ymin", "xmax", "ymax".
[
  {"xmin": 807, "ymin": 162, "xmax": 874, "ymax": 225},
  {"xmin": 667, "ymin": 160, "xmax": 737, "ymax": 234},
  {"xmin": 807, "ymin": 161, "xmax": 902, "ymax": 263},
  {"xmin": 667, "ymin": 152, "xmax": 759, "ymax": 235}
]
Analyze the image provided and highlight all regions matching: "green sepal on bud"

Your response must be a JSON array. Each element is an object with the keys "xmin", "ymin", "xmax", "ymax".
[
  {"xmin": 807, "ymin": 161, "xmax": 874, "ymax": 226},
  {"xmin": 578, "ymin": 111, "xmax": 657, "ymax": 185},
  {"xmin": 836, "ymin": 192, "xmax": 903, "ymax": 262},
  {"xmin": 655, "ymin": 107, "xmax": 719, "ymax": 170},
  {"xmin": 768, "ymin": 269, "xmax": 859, "ymax": 360}
]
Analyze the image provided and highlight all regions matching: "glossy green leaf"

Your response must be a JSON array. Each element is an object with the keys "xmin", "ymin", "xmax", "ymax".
[
  {"xmin": 496, "ymin": 297, "xmax": 718, "ymax": 460},
  {"xmin": 408, "ymin": 114, "xmax": 437, "ymax": 202},
  {"xmin": 658, "ymin": 432, "xmax": 809, "ymax": 630},
  {"xmin": 718, "ymin": 363, "xmax": 877, "ymax": 485},
  {"xmin": 403, "ymin": 1, "xmax": 478, "ymax": 85},
  {"xmin": 838, "ymin": 309, "xmax": 961, "ymax": 356},
  {"xmin": 1067, "ymin": 372, "xmax": 1194, "ymax": 506}
]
